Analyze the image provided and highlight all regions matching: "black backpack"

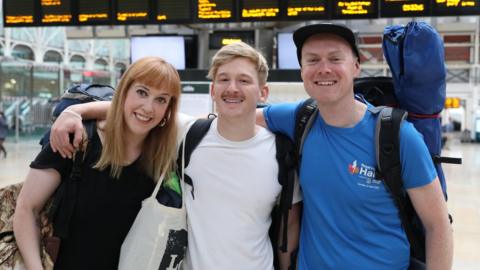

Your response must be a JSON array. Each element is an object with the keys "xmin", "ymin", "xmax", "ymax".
[
  {"xmin": 48, "ymin": 121, "xmax": 95, "ymax": 243},
  {"xmin": 0, "ymin": 121, "xmax": 95, "ymax": 263},
  {"xmin": 38, "ymin": 84, "xmax": 114, "ymax": 258},
  {"xmin": 176, "ymin": 115, "xmax": 297, "ymax": 270},
  {"xmin": 39, "ymin": 83, "xmax": 115, "ymax": 148},
  {"xmin": 293, "ymin": 78, "xmax": 461, "ymax": 265}
]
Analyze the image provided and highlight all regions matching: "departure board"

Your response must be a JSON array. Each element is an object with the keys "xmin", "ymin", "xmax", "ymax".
[
  {"xmin": 116, "ymin": 0, "xmax": 150, "ymax": 23},
  {"xmin": 380, "ymin": 0, "xmax": 430, "ymax": 17},
  {"xmin": 156, "ymin": 0, "xmax": 192, "ymax": 22},
  {"xmin": 40, "ymin": 0, "xmax": 72, "ymax": 24},
  {"xmin": 195, "ymin": 0, "xmax": 235, "ymax": 22},
  {"xmin": 285, "ymin": 0, "xmax": 329, "ymax": 20},
  {"xmin": 240, "ymin": 0, "xmax": 280, "ymax": 20},
  {"xmin": 4, "ymin": 0, "xmax": 35, "ymax": 25},
  {"xmin": 432, "ymin": 0, "xmax": 480, "ymax": 16},
  {"xmin": 209, "ymin": 31, "xmax": 254, "ymax": 49},
  {"xmin": 3, "ymin": 0, "xmax": 480, "ymax": 27},
  {"xmin": 78, "ymin": 0, "xmax": 111, "ymax": 24},
  {"xmin": 332, "ymin": 0, "xmax": 378, "ymax": 19}
]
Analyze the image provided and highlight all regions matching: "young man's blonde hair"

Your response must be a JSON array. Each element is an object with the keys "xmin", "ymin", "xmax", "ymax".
[
  {"xmin": 95, "ymin": 57, "xmax": 181, "ymax": 181},
  {"xmin": 207, "ymin": 41, "xmax": 269, "ymax": 86}
]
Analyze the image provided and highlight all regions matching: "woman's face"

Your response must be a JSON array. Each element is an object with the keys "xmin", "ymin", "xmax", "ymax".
[{"xmin": 123, "ymin": 81, "xmax": 172, "ymax": 139}]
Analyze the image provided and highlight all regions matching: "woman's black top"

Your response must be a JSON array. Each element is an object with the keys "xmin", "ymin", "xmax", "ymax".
[{"xmin": 30, "ymin": 129, "xmax": 155, "ymax": 270}]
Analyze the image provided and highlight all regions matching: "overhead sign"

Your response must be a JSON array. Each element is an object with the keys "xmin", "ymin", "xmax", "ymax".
[
  {"xmin": 209, "ymin": 30, "xmax": 254, "ymax": 49},
  {"xmin": 380, "ymin": 0, "xmax": 431, "ymax": 17},
  {"xmin": 3, "ymin": 0, "xmax": 480, "ymax": 27},
  {"xmin": 332, "ymin": 0, "xmax": 379, "ymax": 19}
]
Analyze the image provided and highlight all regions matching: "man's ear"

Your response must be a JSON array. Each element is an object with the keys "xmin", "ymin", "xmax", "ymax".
[
  {"xmin": 210, "ymin": 83, "xmax": 216, "ymax": 99},
  {"xmin": 353, "ymin": 60, "xmax": 361, "ymax": 78},
  {"xmin": 259, "ymin": 84, "xmax": 269, "ymax": 104}
]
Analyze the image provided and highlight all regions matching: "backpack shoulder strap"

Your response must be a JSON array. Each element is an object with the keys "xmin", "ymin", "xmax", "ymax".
[
  {"xmin": 273, "ymin": 98, "xmax": 317, "ymax": 258},
  {"xmin": 373, "ymin": 107, "xmax": 425, "ymax": 260},
  {"xmin": 176, "ymin": 117, "xmax": 215, "ymax": 199},
  {"xmin": 273, "ymin": 132, "xmax": 296, "ymax": 253},
  {"xmin": 49, "ymin": 120, "xmax": 96, "ymax": 240},
  {"xmin": 294, "ymin": 98, "xmax": 318, "ymax": 163},
  {"xmin": 373, "ymin": 106, "xmax": 406, "ymax": 175}
]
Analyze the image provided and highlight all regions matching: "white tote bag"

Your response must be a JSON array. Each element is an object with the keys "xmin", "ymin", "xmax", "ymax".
[{"xmin": 118, "ymin": 167, "xmax": 187, "ymax": 270}]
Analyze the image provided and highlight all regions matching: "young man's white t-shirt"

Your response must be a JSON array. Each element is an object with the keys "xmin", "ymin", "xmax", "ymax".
[{"xmin": 180, "ymin": 118, "xmax": 300, "ymax": 270}]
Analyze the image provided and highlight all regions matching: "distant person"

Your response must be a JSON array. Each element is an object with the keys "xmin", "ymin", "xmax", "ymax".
[
  {"xmin": 14, "ymin": 57, "xmax": 182, "ymax": 270},
  {"xmin": 441, "ymin": 110, "xmax": 454, "ymax": 150},
  {"xmin": 0, "ymin": 111, "xmax": 7, "ymax": 158}
]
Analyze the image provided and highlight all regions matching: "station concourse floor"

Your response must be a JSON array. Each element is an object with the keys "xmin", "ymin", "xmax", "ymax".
[{"xmin": 0, "ymin": 136, "xmax": 479, "ymax": 269}]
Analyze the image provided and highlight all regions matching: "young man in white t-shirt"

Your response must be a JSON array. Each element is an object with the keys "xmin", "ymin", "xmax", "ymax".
[
  {"xmin": 181, "ymin": 42, "xmax": 301, "ymax": 270},
  {"xmin": 47, "ymin": 42, "xmax": 301, "ymax": 270}
]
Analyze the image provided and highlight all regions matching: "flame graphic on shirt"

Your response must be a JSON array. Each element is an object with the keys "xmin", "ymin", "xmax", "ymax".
[{"xmin": 348, "ymin": 160, "xmax": 359, "ymax": 174}]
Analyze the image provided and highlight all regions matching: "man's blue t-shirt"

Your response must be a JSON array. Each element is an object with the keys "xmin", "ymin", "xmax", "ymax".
[{"xmin": 264, "ymin": 101, "xmax": 437, "ymax": 270}]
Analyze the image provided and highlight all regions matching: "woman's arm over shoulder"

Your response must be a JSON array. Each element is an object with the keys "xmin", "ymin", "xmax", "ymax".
[
  {"xmin": 50, "ymin": 101, "xmax": 111, "ymax": 158},
  {"xmin": 13, "ymin": 168, "xmax": 61, "ymax": 270}
]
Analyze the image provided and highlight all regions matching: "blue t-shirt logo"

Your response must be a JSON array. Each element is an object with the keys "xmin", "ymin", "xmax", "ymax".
[{"xmin": 349, "ymin": 160, "xmax": 382, "ymax": 189}]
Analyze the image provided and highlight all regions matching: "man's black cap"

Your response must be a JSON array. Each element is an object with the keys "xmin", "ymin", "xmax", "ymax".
[{"xmin": 293, "ymin": 23, "xmax": 360, "ymax": 65}]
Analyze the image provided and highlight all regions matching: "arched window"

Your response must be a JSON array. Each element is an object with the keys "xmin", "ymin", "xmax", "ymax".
[
  {"xmin": 94, "ymin": 58, "xmax": 108, "ymax": 71},
  {"xmin": 70, "ymin": 55, "xmax": 86, "ymax": 69},
  {"xmin": 43, "ymin": 50, "xmax": 63, "ymax": 63},
  {"xmin": 12, "ymin": 44, "xmax": 34, "ymax": 60}
]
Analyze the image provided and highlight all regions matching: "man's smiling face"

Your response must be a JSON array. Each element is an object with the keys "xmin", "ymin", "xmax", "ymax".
[
  {"xmin": 211, "ymin": 57, "xmax": 267, "ymax": 119},
  {"xmin": 300, "ymin": 33, "xmax": 360, "ymax": 107}
]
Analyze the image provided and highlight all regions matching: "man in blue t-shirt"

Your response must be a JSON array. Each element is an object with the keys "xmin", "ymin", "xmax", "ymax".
[{"xmin": 257, "ymin": 23, "xmax": 453, "ymax": 270}]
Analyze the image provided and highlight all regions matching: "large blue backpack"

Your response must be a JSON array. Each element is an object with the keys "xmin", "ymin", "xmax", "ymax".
[{"xmin": 383, "ymin": 21, "xmax": 450, "ymax": 196}]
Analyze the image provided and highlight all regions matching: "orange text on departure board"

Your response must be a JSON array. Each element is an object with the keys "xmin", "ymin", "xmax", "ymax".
[
  {"xmin": 79, "ymin": 13, "xmax": 108, "ymax": 22},
  {"xmin": 337, "ymin": 1, "xmax": 372, "ymax": 15},
  {"xmin": 198, "ymin": 0, "xmax": 232, "ymax": 19},
  {"xmin": 403, "ymin": 4, "xmax": 424, "ymax": 11},
  {"xmin": 222, "ymin": 38, "xmax": 242, "ymax": 45},
  {"xmin": 436, "ymin": 0, "xmax": 476, "ymax": 7},
  {"xmin": 287, "ymin": 6, "xmax": 325, "ymax": 16},
  {"xmin": 42, "ymin": 14, "xmax": 72, "ymax": 23},
  {"xmin": 117, "ymin": 12, "xmax": 148, "ymax": 21},
  {"xmin": 242, "ymin": 8, "xmax": 279, "ymax": 18},
  {"xmin": 6, "ymin": 16, "xmax": 34, "ymax": 24},
  {"xmin": 41, "ymin": 0, "xmax": 61, "ymax": 6}
]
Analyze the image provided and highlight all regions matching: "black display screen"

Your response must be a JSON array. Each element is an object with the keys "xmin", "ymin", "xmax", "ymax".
[
  {"xmin": 195, "ymin": 0, "xmax": 236, "ymax": 22},
  {"xmin": 380, "ymin": 0, "xmax": 430, "ymax": 17},
  {"xmin": 156, "ymin": 0, "xmax": 192, "ymax": 22},
  {"xmin": 332, "ymin": 0, "xmax": 379, "ymax": 19},
  {"xmin": 209, "ymin": 31, "xmax": 254, "ymax": 49},
  {"xmin": 40, "ymin": 0, "xmax": 72, "ymax": 25},
  {"xmin": 285, "ymin": 0, "xmax": 330, "ymax": 20},
  {"xmin": 116, "ymin": 0, "xmax": 150, "ymax": 23},
  {"xmin": 240, "ymin": 0, "xmax": 280, "ymax": 20},
  {"xmin": 4, "ymin": 0, "xmax": 36, "ymax": 25},
  {"xmin": 432, "ymin": 0, "xmax": 480, "ymax": 16},
  {"xmin": 78, "ymin": 0, "xmax": 111, "ymax": 24}
]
